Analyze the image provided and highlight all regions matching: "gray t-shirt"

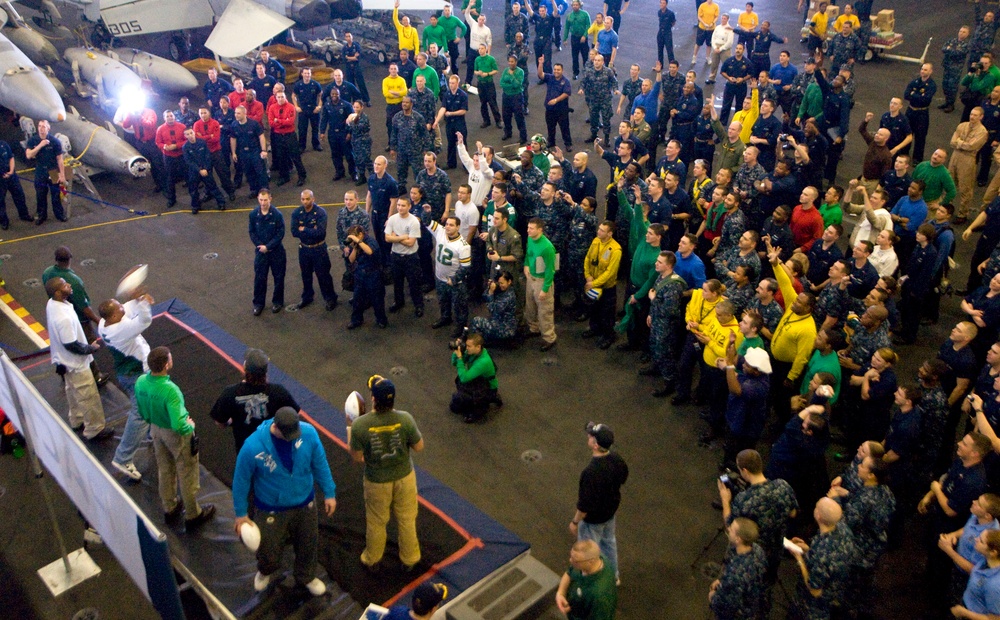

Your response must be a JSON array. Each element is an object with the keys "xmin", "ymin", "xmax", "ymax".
[{"xmin": 385, "ymin": 212, "xmax": 421, "ymax": 255}]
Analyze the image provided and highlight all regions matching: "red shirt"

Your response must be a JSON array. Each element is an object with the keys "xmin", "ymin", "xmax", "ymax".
[
  {"xmin": 228, "ymin": 90, "xmax": 247, "ymax": 110},
  {"xmin": 193, "ymin": 118, "xmax": 222, "ymax": 152},
  {"xmin": 267, "ymin": 101, "xmax": 296, "ymax": 134},
  {"xmin": 245, "ymin": 100, "xmax": 264, "ymax": 124},
  {"xmin": 790, "ymin": 204, "xmax": 824, "ymax": 252},
  {"xmin": 123, "ymin": 108, "xmax": 158, "ymax": 142},
  {"xmin": 155, "ymin": 122, "xmax": 185, "ymax": 157}
]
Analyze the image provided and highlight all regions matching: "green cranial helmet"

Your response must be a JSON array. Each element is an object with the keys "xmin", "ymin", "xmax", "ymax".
[{"xmin": 531, "ymin": 134, "xmax": 548, "ymax": 149}]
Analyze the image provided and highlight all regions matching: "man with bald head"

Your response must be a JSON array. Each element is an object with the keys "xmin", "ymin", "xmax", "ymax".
[
  {"xmin": 711, "ymin": 102, "xmax": 745, "ymax": 174},
  {"xmin": 45, "ymin": 277, "xmax": 111, "ymax": 441},
  {"xmin": 904, "ymin": 63, "xmax": 936, "ymax": 163},
  {"xmin": 553, "ymin": 147, "xmax": 597, "ymax": 203},
  {"xmin": 856, "ymin": 112, "xmax": 893, "ymax": 205},
  {"xmin": 554, "ymin": 539, "xmax": 617, "ymax": 617},
  {"xmin": 291, "ymin": 189, "xmax": 339, "ymax": 312},
  {"xmin": 950, "ymin": 106, "xmax": 990, "ymax": 223},
  {"xmin": 789, "ymin": 497, "xmax": 858, "ymax": 620},
  {"xmin": 878, "ymin": 97, "xmax": 913, "ymax": 157}
]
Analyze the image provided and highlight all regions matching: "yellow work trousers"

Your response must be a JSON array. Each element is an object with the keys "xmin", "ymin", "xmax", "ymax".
[
  {"xmin": 361, "ymin": 470, "xmax": 421, "ymax": 567},
  {"xmin": 950, "ymin": 152, "xmax": 978, "ymax": 218}
]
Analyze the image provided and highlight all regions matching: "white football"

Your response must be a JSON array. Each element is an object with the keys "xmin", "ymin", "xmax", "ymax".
[
  {"xmin": 115, "ymin": 264, "xmax": 148, "ymax": 299},
  {"xmin": 345, "ymin": 390, "xmax": 365, "ymax": 422},
  {"xmin": 240, "ymin": 521, "xmax": 261, "ymax": 552}
]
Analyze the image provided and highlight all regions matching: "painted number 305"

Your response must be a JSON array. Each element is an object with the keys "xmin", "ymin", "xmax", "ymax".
[{"xmin": 106, "ymin": 20, "xmax": 143, "ymax": 35}]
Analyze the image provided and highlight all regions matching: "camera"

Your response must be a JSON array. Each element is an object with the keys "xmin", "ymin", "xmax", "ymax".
[
  {"xmin": 719, "ymin": 468, "xmax": 748, "ymax": 494},
  {"xmin": 779, "ymin": 133, "xmax": 789, "ymax": 141},
  {"xmin": 972, "ymin": 62, "xmax": 983, "ymax": 72},
  {"xmin": 450, "ymin": 326, "xmax": 470, "ymax": 352}
]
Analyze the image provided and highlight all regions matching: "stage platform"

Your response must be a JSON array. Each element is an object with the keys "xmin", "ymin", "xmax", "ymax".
[{"xmin": 16, "ymin": 299, "xmax": 532, "ymax": 618}]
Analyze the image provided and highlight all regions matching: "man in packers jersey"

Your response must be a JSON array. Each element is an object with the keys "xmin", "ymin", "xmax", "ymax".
[{"xmin": 421, "ymin": 205, "xmax": 472, "ymax": 338}]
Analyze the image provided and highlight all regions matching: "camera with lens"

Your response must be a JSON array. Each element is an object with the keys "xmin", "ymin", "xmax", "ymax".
[
  {"xmin": 779, "ymin": 133, "xmax": 789, "ymax": 141},
  {"xmin": 972, "ymin": 62, "xmax": 983, "ymax": 73},
  {"xmin": 719, "ymin": 468, "xmax": 748, "ymax": 494},
  {"xmin": 450, "ymin": 326, "xmax": 471, "ymax": 352}
]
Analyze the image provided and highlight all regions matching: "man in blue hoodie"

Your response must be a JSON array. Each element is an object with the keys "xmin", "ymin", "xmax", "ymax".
[{"xmin": 233, "ymin": 407, "xmax": 337, "ymax": 596}]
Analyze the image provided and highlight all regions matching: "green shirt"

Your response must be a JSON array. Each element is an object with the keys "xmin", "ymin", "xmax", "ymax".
[
  {"xmin": 912, "ymin": 160, "xmax": 958, "ymax": 204},
  {"xmin": 799, "ymin": 349, "xmax": 842, "ymax": 404},
  {"xmin": 500, "ymin": 66, "xmax": 525, "ymax": 95},
  {"xmin": 437, "ymin": 13, "xmax": 468, "ymax": 40},
  {"xmin": 818, "ymin": 202, "xmax": 843, "ymax": 227},
  {"xmin": 474, "ymin": 54, "xmax": 498, "ymax": 84},
  {"xmin": 525, "ymin": 234, "xmax": 557, "ymax": 291},
  {"xmin": 413, "ymin": 65, "xmax": 440, "ymax": 96},
  {"xmin": 350, "ymin": 409, "xmax": 422, "ymax": 483},
  {"xmin": 797, "ymin": 81, "xmax": 823, "ymax": 121},
  {"xmin": 738, "ymin": 335, "xmax": 765, "ymax": 356},
  {"xmin": 452, "ymin": 349, "xmax": 498, "ymax": 389},
  {"xmin": 565, "ymin": 555, "xmax": 618, "ymax": 620},
  {"xmin": 485, "ymin": 200, "xmax": 518, "ymax": 230},
  {"xmin": 135, "ymin": 374, "xmax": 194, "ymax": 435},
  {"xmin": 564, "ymin": 9, "xmax": 592, "ymax": 40},
  {"xmin": 41, "ymin": 264, "xmax": 91, "ymax": 324},
  {"xmin": 422, "ymin": 22, "xmax": 449, "ymax": 53},
  {"xmin": 532, "ymin": 153, "xmax": 551, "ymax": 177}
]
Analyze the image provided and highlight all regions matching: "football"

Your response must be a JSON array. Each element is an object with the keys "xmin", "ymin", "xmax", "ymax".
[
  {"xmin": 239, "ymin": 520, "xmax": 261, "ymax": 552},
  {"xmin": 345, "ymin": 390, "xmax": 366, "ymax": 422},
  {"xmin": 115, "ymin": 264, "xmax": 148, "ymax": 299}
]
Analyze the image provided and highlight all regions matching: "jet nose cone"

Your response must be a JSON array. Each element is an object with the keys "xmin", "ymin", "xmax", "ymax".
[{"xmin": 1, "ymin": 69, "xmax": 65, "ymax": 121}]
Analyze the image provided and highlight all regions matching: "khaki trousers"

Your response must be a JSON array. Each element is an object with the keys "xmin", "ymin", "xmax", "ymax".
[
  {"xmin": 361, "ymin": 470, "xmax": 420, "ymax": 567},
  {"xmin": 708, "ymin": 48, "xmax": 730, "ymax": 81},
  {"xmin": 151, "ymin": 426, "xmax": 201, "ymax": 516},
  {"xmin": 950, "ymin": 151, "xmax": 978, "ymax": 218},
  {"xmin": 525, "ymin": 274, "xmax": 556, "ymax": 344},
  {"xmin": 65, "ymin": 367, "xmax": 105, "ymax": 438}
]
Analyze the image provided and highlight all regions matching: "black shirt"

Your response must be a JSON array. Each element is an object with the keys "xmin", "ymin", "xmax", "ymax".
[
  {"xmin": 938, "ymin": 340, "xmax": 978, "ymax": 399},
  {"xmin": 577, "ymin": 452, "xmax": 629, "ymax": 524},
  {"xmin": 209, "ymin": 382, "xmax": 299, "ymax": 451}
]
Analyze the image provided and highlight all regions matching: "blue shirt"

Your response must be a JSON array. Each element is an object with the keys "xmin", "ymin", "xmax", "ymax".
[
  {"xmin": 891, "ymin": 195, "xmax": 929, "ymax": 237},
  {"xmin": 543, "ymin": 73, "xmax": 572, "ymax": 110},
  {"xmin": 231, "ymin": 119, "xmax": 264, "ymax": 151},
  {"xmin": 632, "ymin": 80, "xmax": 662, "ymax": 124},
  {"xmin": 597, "ymin": 28, "xmax": 619, "ymax": 54},
  {"xmin": 964, "ymin": 559, "xmax": 1000, "ymax": 615},
  {"xmin": 959, "ymin": 514, "xmax": 1000, "ymax": 566},
  {"xmin": 442, "ymin": 87, "xmax": 469, "ymax": 122},
  {"xmin": 26, "ymin": 134, "xmax": 62, "ymax": 181},
  {"xmin": 367, "ymin": 172, "xmax": 399, "ymax": 215},
  {"xmin": 249, "ymin": 206, "xmax": 285, "ymax": 252},
  {"xmin": 769, "ymin": 63, "xmax": 798, "ymax": 89},
  {"xmin": 675, "ymin": 252, "xmax": 706, "ymax": 290}
]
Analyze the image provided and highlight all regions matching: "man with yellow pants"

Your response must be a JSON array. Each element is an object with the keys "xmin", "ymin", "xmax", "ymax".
[{"xmin": 349, "ymin": 375, "xmax": 425, "ymax": 572}]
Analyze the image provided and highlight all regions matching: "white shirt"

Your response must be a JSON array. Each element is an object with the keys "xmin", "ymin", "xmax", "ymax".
[
  {"xmin": 454, "ymin": 200, "xmax": 480, "ymax": 240},
  {"xmin": 712, "ymin": 25, "xmax": 734, "ymax": 52},
  {"xmin": 466, "ymin": 14, "xmax": 492, "ymax": 53},
  {"xmin": 850, "ymin": 207, "xmax": 892, "ymax": 247},
  {"xmin": 427, "ymin": 220, "xmax": 472, "ymax": 281},
  {"xmin": 385, "ymin": 212, "xmax": 422, "ymax": 255},
  {"xmin": 98, "ymin": 298, "xmax": 152, "ymax": 374},
  {"xmin": 458, "ymin": 142, "xmax": 495, "ymax": 206},
  {"xmin": 46, "ymin": 298, "xmax": 92, "ymax": 371},
  {"xmin": 869, "ymin": 246, "xmax": 899, "ymax": 277}
]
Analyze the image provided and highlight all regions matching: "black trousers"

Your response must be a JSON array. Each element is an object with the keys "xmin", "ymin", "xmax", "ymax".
[
  {"xmin": 272, "ymin": 132, "xmax": 306, "ymax": 181},
  {"xmin": 34, "ymin": 177, "xmax": 64, "ymax": 221},
  {"xmin": 209, "ymin": 149, "xmax": 235, "ymax": 197},
  {"xmin": 256, "ymin": 501, "xmax": 319, "ymax": 586},
  {"xmin": 162, "ymin": 155, "xmax": 185, "ymax": 203},
  {"xmin": 328, "ymin": 131, "xmax": 356, "ymax": 177},
  {"xmin": 187, "ymin": 170, "xmax": 226, "ymax": 211},
  {"xmin": 351, "ymin": 273, "xmax": 388, "ymax": 325},
  {"xmin": 253, "ymin": 247, "xmax": 286, "ymax": 308},
  {"xmin": 445, "ymin": 119, "xmax": 467, "ymax": 169},
  {"xmin": 502, "ymin": 93, "xmax": 527, "ymax": 142},
  {"xmin": 979, "ymin": 132, "xmax": 997, "ymax": 185},
  {"xmin": 385, "ymin": 102, "xmax": 401, "ymax": 139},
  {"xmin": 235, "ymin": 149, "xmax": 268, "ymax": 194},
  {"xmin": 719, "ymin": 83, "xmax": 747, "ymax": 126},
  {"xmin": 545, "ymin": 107, "xmax": 572, "ymax": 149},
  {"xmin": 478, "ymin": 81, "xmax": 502, "ymax": 126},
  {"xmin": 588, "ymin": 285, "xmax": 617, "ymax": 339},
  {"xmin": 391, "ymin": 252, "xmax": 424, "ymax": 308},
  {"xmin": 297, "ymin": 110, "xmax": 321, "ymax": 150},
  {"xmin": 571, "ymin": 36, "xmax": 589, "ymax": 76},
  {"xmin": 906, "ymin": 108, "xmax": 930, "ymax": 163},
  {"xmin": 656, "ymin": 30, "xmax": 675, "ymax": 65},
  {"xmin": 345, "ymin": 63, "xmax": 371, "ymax": 103},
  {"xmin": 298, "ymin": 245, "xmax": 338, "ymax": 304},
  {"xmin": 534, "ymin": 39, "xmax": 552, "ymax": 74},
  {"xmin": 0, "ymin": 174, "xmax": 29, "ymax": 226}
]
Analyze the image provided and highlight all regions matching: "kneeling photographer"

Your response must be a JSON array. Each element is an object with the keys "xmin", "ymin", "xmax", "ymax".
[
  {"xmin": 450, "ymin": 331, "xmax": 501, "ymax": 423},
  {"xmin": 717, "ymin": 449, "xmax": 799, "ymax": 589}
]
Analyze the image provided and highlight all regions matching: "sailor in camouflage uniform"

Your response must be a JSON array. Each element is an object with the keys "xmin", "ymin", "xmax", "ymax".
[
  {"xmin": 389, "ymin": 96, "xmax": 430, "ymax": 186},
  {"xmin": 580, "ymin": 54, "xmax": 619, "ymax": 143},
  {"xmin": 941, "ymin": 27, "xmax": 972, "ymax": 112},
  {"xmin": 566, "ymin": 196, "xmax": 598, "ymax": 311},
  {"xmin": 471, "ymin": 271, "xmax": 518, "ymax": 342},
  {"xmin": 709, "ymin": 518, "xmax": 769, "ymax": 620},
  {"xmin": 789, "ymin": 498, "xmax": 859, "ymax": 620},
  {"xmin": 642, "ymin": 251, "xmax": 687, "ymax": 397}
]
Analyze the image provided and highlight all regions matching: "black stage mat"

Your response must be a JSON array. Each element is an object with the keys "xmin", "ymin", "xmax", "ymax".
[{"xmin": 146, "ymin": 315, "xmax": 469, "ymax": 607}]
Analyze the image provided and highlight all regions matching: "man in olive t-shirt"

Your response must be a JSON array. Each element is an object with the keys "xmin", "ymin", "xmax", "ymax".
[
  {"xmin": 555, "ymin": 539, "xmax": 618, "ymax": 620},
  {"xmin": 349, "ymin": 375, "xmax": 425, "ymax": 570}
]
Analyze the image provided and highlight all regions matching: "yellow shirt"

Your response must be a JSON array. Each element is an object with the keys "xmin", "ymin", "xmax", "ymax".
[
  {"xmin": 811, "ymin": 11, "xmax": 829, "ymax": 38},
  {"xmin": 702, "ymin": 313, "xmax": 743, "ymax": 366},
  {"xmin": 732, "ymin": 87, "xmax": 759, "ymax": 144},
  {"xmin": 832, "ymin": 14, "xmax": 860, "ymax": 33},
  {"xmin": 584, "ymin": 236, "xmax": 622, "ymax": 289},
  {"xmin": 698, "ymin": 2, "xmax": 719, "ymax": 30},
  {"xmin": 393, "ymin": 8, "xmax": 420, "ymax": 52},
  {"xmin": 685, "ymin": 288, "xmax": 721, "ymax": 328},
  {"xmin": 737, "ymin": 11, "xmax": 759, "ymax": 32},
  {"xmin": 382, "ymin": 75, "xmax": 407, "ymax": 104},
  {"xmin": 588, "ymin": 21, "xmax": 603, "ymax": 46},
  {"xmin": 769, "ymin": 263, "xmax": 817, "ymax": 382}
]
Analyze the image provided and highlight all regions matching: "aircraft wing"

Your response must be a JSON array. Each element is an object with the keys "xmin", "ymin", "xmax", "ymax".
[
  {"xmin": 362, "ymin": 0, "xmax": 444, "ymax": 9},
  {"xmin": 204, "ymin": 0, "xmax": 293, "ymax": 58},
  {"xmin": 97, "ymin": 0, "xmax": 215, "ymax": 36}
]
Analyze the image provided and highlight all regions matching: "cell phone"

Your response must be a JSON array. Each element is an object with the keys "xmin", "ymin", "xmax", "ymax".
[{"xmin": 719, "ymin": 474, "xmax": 730, "ymax": 484}]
